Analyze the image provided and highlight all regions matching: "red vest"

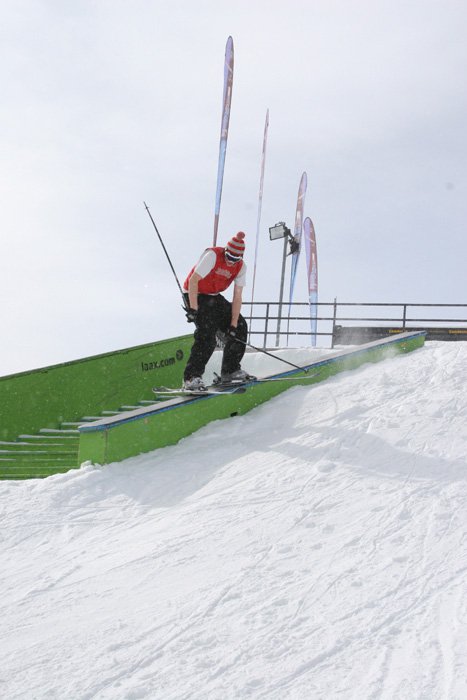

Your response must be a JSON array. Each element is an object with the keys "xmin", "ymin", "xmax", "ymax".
[{"xmin": 184, "ymin": 247, "xmax": 243, "ymax": 295}]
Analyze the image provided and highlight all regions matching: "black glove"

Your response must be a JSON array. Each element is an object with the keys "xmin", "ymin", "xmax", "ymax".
[
  {"xmin": 185, "ymin": 308, "xmax": 198, "ymax": 324},
  {"xmin": 226, "ymin": 325, "xmax": 238, "ymax": 339}
]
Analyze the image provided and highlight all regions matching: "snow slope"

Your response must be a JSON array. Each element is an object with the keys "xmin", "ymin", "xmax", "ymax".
[{"xmin": 2, "ymin": 342, "xmax": 467, "ymax": 700}]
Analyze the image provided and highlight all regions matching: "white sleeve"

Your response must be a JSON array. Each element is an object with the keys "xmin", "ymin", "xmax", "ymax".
[
  {"xmin": 193, "ymin": 250, "xmax": 216, "ymax": 278},
  {"xmin": 234, "ymin": 261, "xmax": 247, "ymax": 288}
]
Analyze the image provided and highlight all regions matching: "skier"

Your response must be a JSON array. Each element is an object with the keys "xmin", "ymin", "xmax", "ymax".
[{"xmin": 182, "ymin": 231, "xmax": 255, "ymax": 391}]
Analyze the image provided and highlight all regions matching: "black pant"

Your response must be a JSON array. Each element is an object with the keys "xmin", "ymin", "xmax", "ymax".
[{"xmin": 183, "ymin": 294, "xmax": 248, "ymax": 380}]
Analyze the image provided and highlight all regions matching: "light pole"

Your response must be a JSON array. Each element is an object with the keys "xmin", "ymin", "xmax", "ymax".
[{"xmin": 269, "ymin": 222, "xmax": 299, "ymax": 346}]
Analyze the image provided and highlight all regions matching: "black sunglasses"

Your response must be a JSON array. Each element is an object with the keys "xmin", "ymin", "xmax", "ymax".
[{"xmin": 225, "ymin": 251, "xmax": 242, "ymax": 262}]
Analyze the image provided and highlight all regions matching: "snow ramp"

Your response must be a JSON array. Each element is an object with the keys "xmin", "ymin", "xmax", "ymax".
[{"xmin": 2, "ymin": 339, "xmax": 467, "ymax": 699}]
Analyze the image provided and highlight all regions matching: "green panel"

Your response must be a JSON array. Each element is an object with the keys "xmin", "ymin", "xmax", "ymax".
[
  {"xmin": 0, "ymin": 453, "xmax": 77, "ymax": 464},
  {"xmin": 0, "ymin": 442, "xmax": 79, "ymax": 453},
  {"xmin": 78, "ymin": 430, "xmax": 108, "ymax": 466},
  {"xmin": 78, "ymin": 332, "xmax": 426, "ymax": 466},
  {"xmin": 0, "ymin": 465, "xmax": 77, "ymax": 480},
  {"xmin": 0, "ymin": 334, "xmax": 192, "ymax": 442}
]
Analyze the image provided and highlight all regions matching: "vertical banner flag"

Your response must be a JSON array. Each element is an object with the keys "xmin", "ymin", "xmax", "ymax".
[
  {"xmin": 249, "ymin": 109, "xmax": 270, "ymax": 333},
  {"xmin": 303, "ymin": 216, "xmax": 318, "ymax": 346},
  {"xmin": 289, "ymin": 172, "xmax": 308, "ymax": 304},
  {"xmin": 213, "ymin": 36, "xmax": 234, "ymax": 246},
  {"xmin": 286, "ymin": 172, "xmax": 307, "ymax": 340}
]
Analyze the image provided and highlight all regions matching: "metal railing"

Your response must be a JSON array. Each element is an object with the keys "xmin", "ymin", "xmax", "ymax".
[{"xmin": 244, "ymin": 301, "xmax": 467, "ymax": 348}]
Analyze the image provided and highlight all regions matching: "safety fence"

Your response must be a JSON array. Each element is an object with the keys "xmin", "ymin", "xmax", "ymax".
[{"xmin": 243, "ymin": 301, "xmax": 467, "ymax": 348}]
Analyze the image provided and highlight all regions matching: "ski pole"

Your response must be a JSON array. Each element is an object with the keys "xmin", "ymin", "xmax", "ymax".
[
  {"xmin": 144, "ymin": 202, "xmax": 188, "ymax": 308},
  {"xmin": 232, "ymin": 335, "xmax": 311, "ymax": 373}
]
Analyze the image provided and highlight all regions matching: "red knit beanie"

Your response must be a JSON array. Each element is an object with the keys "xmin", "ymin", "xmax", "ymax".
[{"xmin": 225, "ymin": 232, "xmax": 246, "ymax": 258}]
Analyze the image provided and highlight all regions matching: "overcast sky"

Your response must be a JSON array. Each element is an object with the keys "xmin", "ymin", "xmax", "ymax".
[{"xmin": 1, "ymin": 0, "xmax": 466, "ymax": 374}]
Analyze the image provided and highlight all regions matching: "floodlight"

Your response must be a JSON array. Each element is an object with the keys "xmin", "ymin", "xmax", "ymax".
[{"xmin": 269, "ymin": 222, "xmax": 291, "ymax": 241}]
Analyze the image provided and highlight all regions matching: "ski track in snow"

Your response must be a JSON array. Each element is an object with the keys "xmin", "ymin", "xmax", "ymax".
[{"xmin": 1, "ymin": 342, "xmax": 467, "ymax": 699}]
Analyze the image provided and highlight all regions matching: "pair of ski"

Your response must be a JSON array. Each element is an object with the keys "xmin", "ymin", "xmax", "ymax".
[{"xmin": 153, "ymin": 371, "xmax": 319, "ymax": 397}]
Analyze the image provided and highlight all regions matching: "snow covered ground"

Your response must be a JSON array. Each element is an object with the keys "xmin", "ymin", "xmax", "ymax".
[{"xmin": 2, "ymin": 342, "xmax": 467, "ymax": 700}]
